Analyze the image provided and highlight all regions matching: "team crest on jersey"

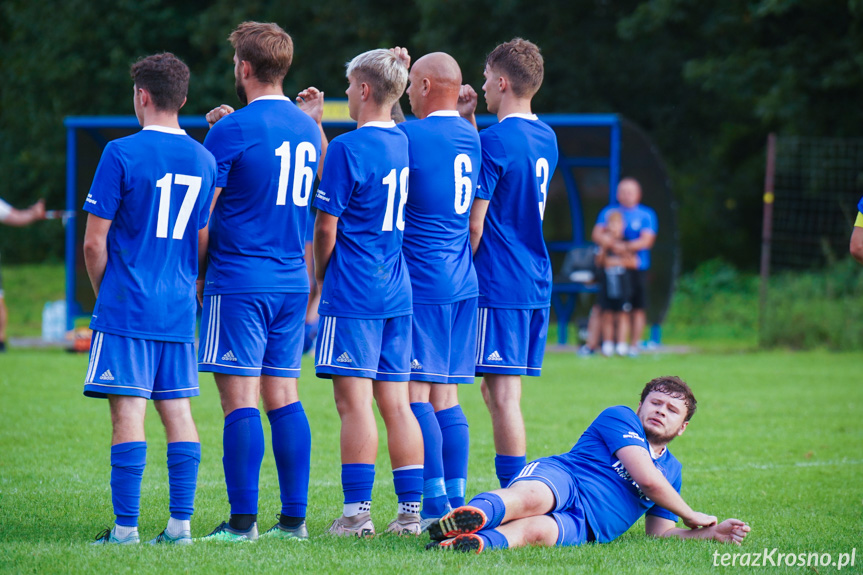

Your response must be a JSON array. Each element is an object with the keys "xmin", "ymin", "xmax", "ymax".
[
  {"xmin": 411, "ymin": 359, "xmax": 423, "ymax": 371},
  {"xmin": 221, "ymin": 350, "xmax": 238, "ymax": 362},
  {"xmin": 487, "ymin": 350, "xmax": 503, "ymax": 362},
  {"xmin": 336, "ymin": 352, "xmax": 353, "ymax": 364},
  {"xmin": 99, "ymin": 370, "xmax": 115, "ymax": 381}
]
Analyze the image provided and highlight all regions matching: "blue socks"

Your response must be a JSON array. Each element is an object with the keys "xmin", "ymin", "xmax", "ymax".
[
  {"xmin": 223, "ymin": 407, "xmax": 264, "ymax": 516},
  {"xmin": 267, "ymin": 402, "xmax": 311, "ymax": 519},
  {"xmin": 468, "ymin": 492, "xmax": 507, "ymax": 529},
  {"xmin": 166, "ymin": 442, "xmax": 200, "ymax": 521},
  {"xmin": 392, "ymin": 465, "xmax": 424, "ymax": 507},
  {"xmin": 477, "ymin": 527, "xmax": 509, "ymax": 550},
  {"xmin": 494, "ymin": 454, "xmax": 526, "ymax": 488},
  {"xmin": 110, "ymin": 442, "xmax": 147, "ymax": 527},
  {"xmin": 342, "ymin": 463, "xmax": 375, "ymax": 504},
  {"xmin": 410, "ymin": 402, "xmax": 449, "ymax": 517},
  {"xmin": 436, "ymin": 405, "xmax": 469, "ymax": 507}
]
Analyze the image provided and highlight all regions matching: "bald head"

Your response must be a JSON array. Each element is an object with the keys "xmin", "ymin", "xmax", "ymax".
[{"xmin": 407, "ymin": 52, "xmax": 463, "ymax": 118}]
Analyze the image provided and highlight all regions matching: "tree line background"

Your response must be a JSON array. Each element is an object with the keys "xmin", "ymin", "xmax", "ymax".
[{"xmin": 2, "ymin": 0, "xmax": 861, "ymax": 270}]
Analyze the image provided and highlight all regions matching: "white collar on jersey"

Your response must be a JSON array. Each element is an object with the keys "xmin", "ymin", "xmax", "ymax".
[
  {"xmin": 501, "ymin": 112, "xmax": 538, "ymax": 122},
  {"xmin": 142, "ymin": 125, "xmax": 186, "ymax": 135},
  {"xmin": 250, "ymin": 95, "xmax": 292, "ymax": 103},
  {"xmin": 649, "ymin": 443, "xmax": 666, "ymax": 459},
  {"xmin": 361, "ymin": 120, "xmax": 397, "ymax": 129},
  {"xmin": 426, "ymin": 110, "xmax": 460, "ymax": 117}
]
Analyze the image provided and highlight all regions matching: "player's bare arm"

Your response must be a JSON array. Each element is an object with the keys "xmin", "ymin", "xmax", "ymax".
[
  {"xmin": 296, "ymin": 87, "xmax": 329, "ymax": 180},
  {"xmin": 469, "ymin": 198, "xmax": 489, "ymax": 254},
  {"xmin": 850, "ymin": 225, "xmax": 863, "ymax": 264},
  {"xmin": 389, "ymin": 46, "xmax": 411, "ymax": 70},
  {"xmin": 1, "ymin": 199, "xmax": 46, "ymax": 226},
  {"xmin": 627, "ymin": 229, "xmax": 657, "ymax": 252},
  {"xmin": 458, "ymin": 84, "xmax": 478, "ymax": 129},
  {"xmin": 82, "ymin": 213, "xmax": 112, "ymax": 297},
  {"xmin": 196, "ymin": 187, "xmax": 222, "ymax": 304},
  {"xmin": 313, "ymin": 211, "xmax": 338, "ymax": 286},
  {"xmin": 205, "ymin": 104, "xmax": 235, "ymax": 128},
  {"xmin": 615, "ymin": 445, "xmax": 717, "ymax": 529},
  {"xmin": 646, "ymin": 515, "xmax": 750, "ymax": 545}
]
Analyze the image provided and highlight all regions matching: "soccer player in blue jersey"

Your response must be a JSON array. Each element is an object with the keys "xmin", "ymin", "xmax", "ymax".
[
  {"xmin": 458, "ymin": 38, "xmax": 559, "ymax": 488},
  {"xmin": 197, "ymin": 22, "xmax": 321, "ymax": 542},
  {"xmin": 426, "ymin": 376, "xmax": 751, "ymax": 553},
  {"xmin": 312, "ymin": 48, "xmax": 424, "ymax": 537},
  {"xmin": 390, "ymin": 47, "xmax": 481, "ymax": 527},
  {"xmin": 83, "ymin": 53, "xmax": 216, "ymax": 545}
]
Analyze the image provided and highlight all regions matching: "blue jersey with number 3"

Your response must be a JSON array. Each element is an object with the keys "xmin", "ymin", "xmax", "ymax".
[
  {"xmin": 84, "ymin": 126, "xmax": 217, "ymax": 342},
  {"xmin": 203, "ymin": 96, "xmax": 321, "ymax": 295},
  {"xmin": 398, "ymin": 112, "xmax": 481, "ymax": 304},
  {"xmin": 473, "ymin": 114, "xmax": 558, "ymax": 308},
  {"xmin": 313, "ymin": 122, "xmax": 412, "ymax": 319}
]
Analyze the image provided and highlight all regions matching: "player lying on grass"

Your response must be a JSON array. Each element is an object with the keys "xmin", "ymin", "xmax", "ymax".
[{"xmin": 425, "ymin": 376, "xmax": 751, "ymax": 553}]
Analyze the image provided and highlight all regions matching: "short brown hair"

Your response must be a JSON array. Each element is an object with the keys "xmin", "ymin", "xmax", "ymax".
[
  {"xmin": 640, "ymin": 376, "xmax": 698, "ymax": 421},
  {"xmin": 486, "ymin": 38, "xmax": 544, "ymax": 98},
  {"xmin": 130, "ymin": 53, "xmax": 189, "ymax": 113},
  {"xmin": 229, "ymin": 21, "xmax": 293, "ymax": 85}
]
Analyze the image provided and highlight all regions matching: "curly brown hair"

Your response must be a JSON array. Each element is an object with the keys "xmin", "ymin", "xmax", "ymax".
[
  {"xmin": 640, "ymin": 376, "xmax": 697, "ymax": 421},
  {"xmin": 485, "ymin": 38, "xmax": 544, "ymax": 98},
  {"xmin": 229, "ymin": 21, "xmax": 293, "ymax": 85},
  {"xmin": 130, "ymin": 53, "xmax": 189, "ymax": 112}
]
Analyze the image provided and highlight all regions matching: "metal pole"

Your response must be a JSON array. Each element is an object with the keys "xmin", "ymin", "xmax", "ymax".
[{"xmin": 759, "ymin": 133, "xmax": 776, "ymax": 346}]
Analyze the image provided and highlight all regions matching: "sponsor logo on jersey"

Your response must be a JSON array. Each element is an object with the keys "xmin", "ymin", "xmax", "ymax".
[
  {"xmin": 487, "ymin": 350, "xmax": 503, "ymax": 362},
  {"xmin": 221, "ymin": 350, "xmax": 238, "ymax": 362},
  {"xmin": 85, "ymin": 194, "xmax": 98, "ymax": 205},
  {"xmin": 622, "ymin": 431, "xmax": 645, "ymax": 443},
  {"xmin": 336, "ymin": 352, "xmax": 352, "ymax": 364},
  {"xmin": 99, "ymin": 370, "xmax": 115, "ymax": 381},
  {"xmin": 315, "ymin": 190, "xmax": 330, "ymax": 202}
]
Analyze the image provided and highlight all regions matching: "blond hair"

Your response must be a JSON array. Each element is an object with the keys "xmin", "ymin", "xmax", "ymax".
[{"xmin": 346, "ymin": 49, "xmax": 408, "ymax": 107}]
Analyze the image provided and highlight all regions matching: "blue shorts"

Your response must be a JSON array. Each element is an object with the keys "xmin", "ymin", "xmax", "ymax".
[
  {"xmin": 198, "ymin": 292, "xmax": 307, "ymax": 377},
  {"xmin": 510, "ymin": 457, "xmax": 593, "ymax": 546},
  {"xmin": 475, "ymin": 307, "xmax": 549, "ymax": 377},
  {"xmin": 410, "ymin": 299, "xmax": 477, "ymax": 385},
  {"xmin": 84, "ymin": 331, "xmax": 198, "ymax": 400},
  {"xmin": 315, "ymin": 315, "xmax": 411, "ymax": 382}
]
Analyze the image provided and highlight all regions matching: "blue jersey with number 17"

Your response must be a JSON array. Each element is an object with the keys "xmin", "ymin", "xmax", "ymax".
[
  {"xmin": 474, "ymin": 114, "xmax": 558, "ymax": 308},
  {"xmin": 203, "ymin": 96, "xmax": 321, "ymax": 295},
  {"xmin": 84, "ymin": 126, "xmax": 217, "ymax": 343},
  {"xmin": 313, "ymin": 121, "xmax": 412, "ymax": 319},
  {"xmin": 398, "ymin": 111, "xmax": 481, "ymax": 304}
]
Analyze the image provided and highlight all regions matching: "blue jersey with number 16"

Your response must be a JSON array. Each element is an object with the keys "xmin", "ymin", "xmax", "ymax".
[
  {"xmin": 313, "ymin": 121, "xmax": 412, "ymax": 319},
  {"xmin": 84, "ymin": 126, "xmax": 217, "ymax": 343},
  {"xmin": 399, "ymin": 111, "xmax": 481, "ymax": 304},
  {"xmin": 474, "ymin": 114, "xmax": 558, "ymax": 308}
]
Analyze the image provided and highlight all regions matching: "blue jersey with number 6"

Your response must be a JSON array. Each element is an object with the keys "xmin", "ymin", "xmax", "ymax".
[
  {"xmin": 203, "ymin": 96, "xmax": 321, "ymax": 295},
  {"xmin": 398, "ymin": 111, "xmax": 481, "ymax": 304},
  {"xmin": 313, "ymin": 121, "xmax": 412, "ymax": 319},
  {"xmin": 84, "ymin": 126, "xmax": 217, "ymax": 342},
  {"xmin": 474, "ymin": 114, "xmax": 558, "ymax": 308}
]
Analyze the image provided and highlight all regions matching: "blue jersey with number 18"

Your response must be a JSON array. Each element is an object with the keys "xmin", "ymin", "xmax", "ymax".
[
  {"xmin": 398, "ymin": 111, "xmax": 481, "ymax": 304},
  {"xmin": 84, "ymin": 126, "xmax": 217, "ymax": 343},
  {"xmin": 474, "ymin": 114, "xmax": 559, "ymax": 308},
  {"xmin": 203, "ymin": 96, "xmax": 321, "ymax": 295},
  {"xmin": 313, "ymin": 121, "xmax": 412, "ymax": 319}
]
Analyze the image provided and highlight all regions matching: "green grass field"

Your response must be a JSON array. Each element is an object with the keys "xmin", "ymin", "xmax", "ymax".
[{"xmin": 1, "ymin": 347, "xmax": 861, "ymax": 573}]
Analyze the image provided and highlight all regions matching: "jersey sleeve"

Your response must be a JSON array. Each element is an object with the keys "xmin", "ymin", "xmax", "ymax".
[
  {"xmin": 644, "ymin": 206, "xmax": 658, "ymax": 234},
  {"xmin": 646, "ymin": 470, "xmax": 681, "ymax": 522},
  {"xmin": 313, "ymin": 139, "xmax": 356, "ymax": 218},
  {"xmin": 203, "ymin": 116, "xmax": 244, "ymax": 188},
  {"xmin": 0, "ymin": 198, "xmax": 12, "ymax": 222},
  {"xmin": 197, "ymin": 154, "xmax": 218, "ymax": 230},
  {"xmin": 591, "ymin": 406, "xmax": 651, "ymax": 455},
  {"xmin": 84, "ymin": 141, "xmax": 125, "ymax": 220},
  {"xmin": 475, "ymin": 129, "xmax": 507, "ymax": 201}
]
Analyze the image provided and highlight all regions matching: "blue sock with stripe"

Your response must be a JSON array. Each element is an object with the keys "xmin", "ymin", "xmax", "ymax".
[
  {"xmin": 494, "ymin": 454, "xmax": 526, "ymax": 488},
  {"xmin": 477, "ymin": 527, "xmax": 509, "ymax": 549},
  {"xmin": 267, "ymin": 402, "xmax": 311, "ymax": 519},
  {"xmin": 467, "ymin": 491, "xmax": 506, "ymax": 529},
  {"xmin": 410, "ymin": 402, "xmax": 449, "ymax": 518},
  {"xmin": 435, "ymin": 404, "xmax": 469, "ymax": 507},
  {"xmin": 223, "ymin": 407, "xmax": 264, "ymax": 516},
  {"xmin": 167, "ymin": 442, "xmax": 200, "ymax": 521},
  {"xmin": 392, "ymin": 465, "xmax": 424, "ymax": 507},
  {"xmin": 110, "ymin": 442, "xmax": 147, "ymax": 527}
]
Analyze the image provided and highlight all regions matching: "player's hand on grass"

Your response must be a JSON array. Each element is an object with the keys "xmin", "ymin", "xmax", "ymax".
[
  {"xmin": 296, "ymin": 87, "xmax": 325, "ymax": 125},
  {"xmin": 458, "ymin": 84, "xmax": 478, "ymax": 118},
  {"xmin": 713, "ymin": 519, "xmax": 750, "ymax": 545},
  {"xmin": 390, "ymin": 46, "xmax": 411, "ymax": 70},
  {"xmin": 206, "ymin": 105, "xmax": 235, "ymax": 128},
  {"xmin": 683, "ymin": 511, "xmax": 717, "ymax": 530}
]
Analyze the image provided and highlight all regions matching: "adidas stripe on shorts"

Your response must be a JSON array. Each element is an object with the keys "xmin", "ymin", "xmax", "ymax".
[
  {"xmin": 83, "ymin": 331, "xmax": 198, "ymax": 400},
  {"xmin": 410, "ymin": 299, "xmax": 477, "ymax": 385},
  {"xmin": 509, "ymin": 457, "xmax": 593, "ymax": 546},
  {"xmin": 475, "ymin": 307, "xmax": 550, "ymax": 377},
  {"xmin": 315, "ymin": 315, "xmax": 411, "ymax": 382},
  {"xmin": 198, "ymin": 292, "xmax": 307, "ymax": 377}
]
